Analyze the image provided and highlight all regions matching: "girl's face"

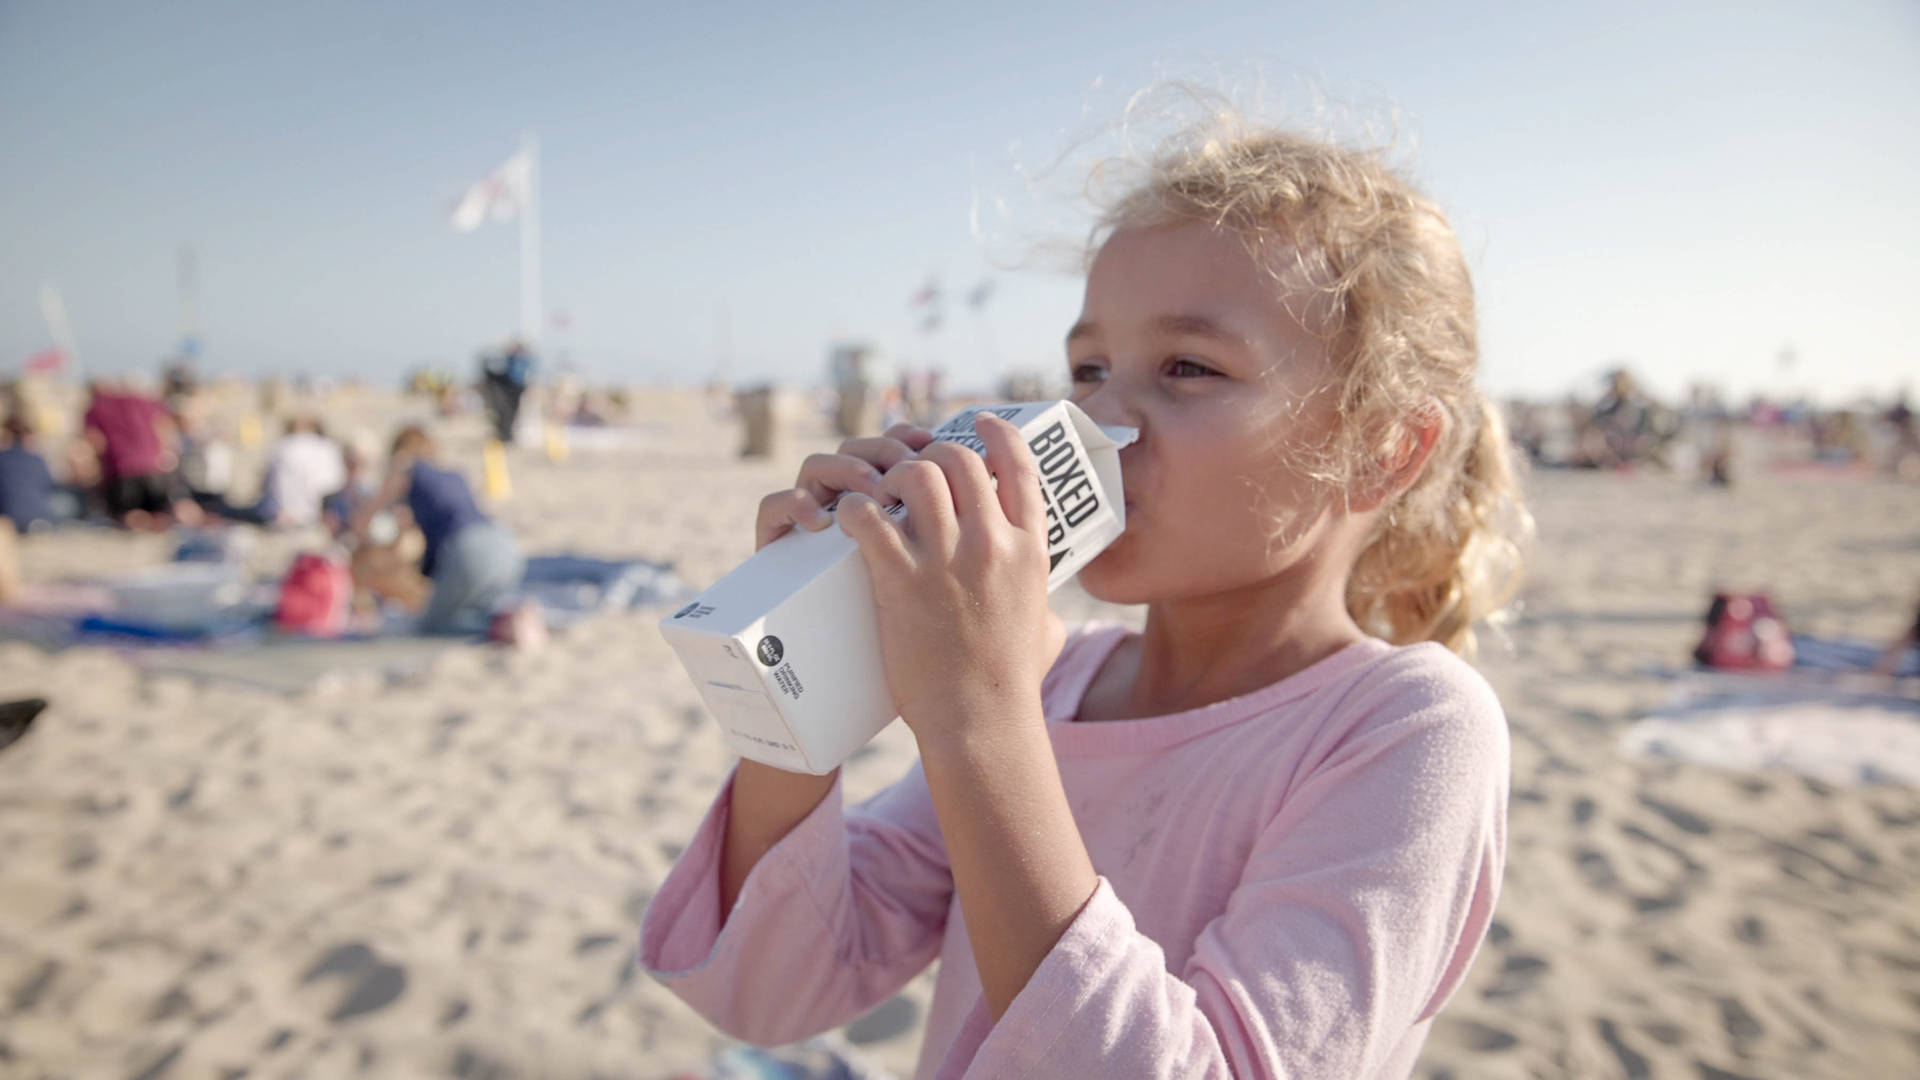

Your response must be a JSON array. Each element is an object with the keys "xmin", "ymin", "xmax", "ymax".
[{"xmin": 1066, "ymin": 222, "xmax": 1348, "ymax": 605}]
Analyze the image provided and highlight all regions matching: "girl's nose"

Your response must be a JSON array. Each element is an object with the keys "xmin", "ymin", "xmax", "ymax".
[{"xmin": 1072, "ymin": 381, "xmax": 1144, "ymax": 435}]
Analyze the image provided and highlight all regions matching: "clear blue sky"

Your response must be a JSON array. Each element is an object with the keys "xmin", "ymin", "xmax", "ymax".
[{"xmin": 3, "ymin": 0, "xmax": 1916, "ymax": 402}]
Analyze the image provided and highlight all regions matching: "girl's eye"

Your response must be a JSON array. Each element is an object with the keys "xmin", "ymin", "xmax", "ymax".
[
  {"xmin": 1167, "ymin": 357, "xmax": 1219, "ymax": 378},
  {"xmin": 1070, "ymin": 362, "xmax": 1108, "ymax": 384}
]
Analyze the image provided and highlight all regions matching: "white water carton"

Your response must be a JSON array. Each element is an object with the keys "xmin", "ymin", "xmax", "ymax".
[{"xmin": 660, "ymin": 400, "xmax": 1134, "ymax": 774}]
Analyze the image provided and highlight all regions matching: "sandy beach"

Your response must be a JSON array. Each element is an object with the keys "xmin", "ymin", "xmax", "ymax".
[{"xmin": 2, "ymin": 389, "xmax": 1917, "ymax": 1079}]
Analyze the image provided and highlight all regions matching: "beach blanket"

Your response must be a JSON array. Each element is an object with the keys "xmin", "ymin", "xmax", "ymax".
[
  {"xmin": 0, "ymin": 565, "xmax": 275, "ymax": 648},
  {"xmin": 1622, "ymin": 676, "xmax": 1920, "ymax": 786},
  {"xmin": 129, "ymin": 634, "xmax": 457, "ymax": 694},
  {"xmin": 515, "ymin": 554, "xmax": 692, "ymax": 628},
  {"xmin": 1791, "ymin": 633, "xmax": 1920, "ymax": 677}
]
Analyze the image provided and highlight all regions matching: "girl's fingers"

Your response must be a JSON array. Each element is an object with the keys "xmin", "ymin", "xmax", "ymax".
[
  {"xmin": 796, "ymin": 453, "xmax": 885, "ymax": 507},
  {"xmin": 882, "ymin": 424, "xmax": 935, "ymax": 451},
  {"xmin": 975, "ymin": 413, "xmax": 1047, "ymax": 534},
  {"xmin": 918, "ymin": 440, "xmax": 998, "ymax": 524},
  {"xmin": 875, "ymin": 459, "xmax": 956, "ymax": 549},
  {"xmin": 834, "ymin": 492, "xmax": 913, "ymax": 574},
  {"xmin": 837, "ymin": 435, "xmax": 921, "ymax": 473},
  {"xmin": 755, "ymin": 488, "xmax": 832, "ymax": 550}
]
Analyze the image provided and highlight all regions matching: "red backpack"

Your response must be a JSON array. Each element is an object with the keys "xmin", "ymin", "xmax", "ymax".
[
  {"xmin": 1694, "ymin": 592, "xmax": 1794, "ymax": 671},
  {"xmin": 274, "ymin": 552, "xmax": 352, "ymax": 637}
]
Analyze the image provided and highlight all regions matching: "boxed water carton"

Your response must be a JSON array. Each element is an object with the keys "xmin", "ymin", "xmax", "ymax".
[{"xmin": 660, "ymin": 400, "xmax": 1133, "ymax": 773}]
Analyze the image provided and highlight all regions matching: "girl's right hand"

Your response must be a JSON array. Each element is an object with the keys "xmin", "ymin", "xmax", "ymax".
[{"xmin": 755, "ymin": 424, "xmax": 934, "ymax": 550}]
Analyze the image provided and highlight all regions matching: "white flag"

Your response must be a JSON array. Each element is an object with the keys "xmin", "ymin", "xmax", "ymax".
[{"xmin": 449, "ymin": 150, "xmax": 530, "ymax": 232}]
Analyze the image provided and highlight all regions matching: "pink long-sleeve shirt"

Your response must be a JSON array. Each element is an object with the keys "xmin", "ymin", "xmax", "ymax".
[{"xmin": 640, "ymin": 623, "xmax": 1509, "ymax": 1079}]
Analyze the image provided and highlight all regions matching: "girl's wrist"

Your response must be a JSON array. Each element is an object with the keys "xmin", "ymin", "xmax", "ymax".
[{"xmin": 909, "ymin": 693, "xmax": 1049, "ymax": 764}]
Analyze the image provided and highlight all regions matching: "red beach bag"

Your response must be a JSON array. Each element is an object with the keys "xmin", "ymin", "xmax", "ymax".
[
  {"xmin": 1694, "ymin": 592, "xmax": 1794, "ymax": 671},
  {"xmin": 274, "ymin": 552, "xmax": 352, "ymax": 637}
]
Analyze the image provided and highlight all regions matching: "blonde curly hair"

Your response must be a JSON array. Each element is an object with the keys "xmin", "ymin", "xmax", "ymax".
[{"xmin": 1091, "ymin": 110, "xmax": 1531, "ymax": 656}]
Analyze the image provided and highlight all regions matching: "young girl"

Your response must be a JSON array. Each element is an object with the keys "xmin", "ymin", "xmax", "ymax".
[{"xmin": 641, "ymin": 115, "xmax": 1528, "ymax": 1079}]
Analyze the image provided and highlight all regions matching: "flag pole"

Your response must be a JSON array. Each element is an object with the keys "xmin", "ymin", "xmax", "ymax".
[
  {"xmin": 520, "ymin": 130, "xmax": 540, "ymax": 350},
  {"xmin": 39, "ymin": 285, "xmax": 79, "ymax": 381}
]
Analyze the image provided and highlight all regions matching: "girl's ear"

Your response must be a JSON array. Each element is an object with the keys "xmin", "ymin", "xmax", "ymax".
[{"xmin": 1351, "ymin": 404, "xmax": 1446, "ymax": 513}]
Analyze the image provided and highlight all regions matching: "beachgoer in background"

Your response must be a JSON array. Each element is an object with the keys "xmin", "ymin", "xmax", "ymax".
[
  {"xmin": 479, "ymin": 341, "xmax": 534, "ymax": 444},
  {"xmin": 1886, "ymin": 389, "xmax": 1919, "ymax": 479},
  {"xmin": 161, "ymin": 360, "xmax": 198, "ymax": 412},
  {"xmin": 82, "ymin": 379, "xmax": 199, "ymax": 530},
  {"xmin": 174, "ymin": 397, "xmax": 235, "ymax": 512},
  {"xmin": 643, "ymin": 113, "xmax": 1528, "ymax": 1076},
  {"xmin": 1874, "ymin": 594, "xmax": 1920, "ymax": 676},
  {"xmin": 322, "ymin": 433, "xmax": 431, "ymax": 621},
  {"xmin": 351, "ymin": 426, "xmax": 524, "ymax": 635},
  {"xmin": 0, "ymin": 415, "xmax": 55, "ymax": 535},
  {"xmin": 321, "ymin": 432, "xmax": 379, "ymax": 538},
  {"xmin": 262, "ymin": 416, "xmax": 344, "ymax": 528},
  {"xmin": 211, "ymin": 416, "xmax": 345, "ymax": 529}
]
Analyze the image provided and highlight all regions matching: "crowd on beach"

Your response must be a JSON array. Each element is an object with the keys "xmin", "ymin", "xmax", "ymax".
[
  {"xmin": 4, "ymin": 354, "xmax": 1917, "ymax": 668},
  {"xmin": 0, "ymin": 348, "xmax": 554, "ymax": 642},
  {"xmin": 1507, "ymin": 368, "xmax": 1920, "ymax": 482}
]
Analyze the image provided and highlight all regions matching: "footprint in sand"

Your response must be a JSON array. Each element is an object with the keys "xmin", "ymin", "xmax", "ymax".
[
  {"xmin": 1451, "ymin": 1019, "xmax": 1518, "ymax": 1052},
  {"xmin": 450, "ymin": 1044, "xmax": 517, "ymax": 1079},
  {"xmin": 1717, "ymin": 995, "xmax": 1764, "ymax": 1056},
  {"xmin": 1696, "ymin": 1062, "xmax": 1765, "ymax": 1080},
  {"xmin": 299, "ymin": 941, "xmax": 408, "ymax": 1023},
  {"xmin": 1574, "ymin": 847, "xmax": 1619, "ymax": 891},
  {"xmin": 9, "ymin": 959, "xmax": 60, "ymax": 1013},
  {"xmin": 1636, "ymin": 794, "xmax": 1713, "ymax": 836},
  {"xmin": 1481, "ymin": 951, "xmax": 1549, "ymax": 1001},
  {"xmin": 1594, "ymin": 1017, "xmax": 1651, "ymax": 1080}
]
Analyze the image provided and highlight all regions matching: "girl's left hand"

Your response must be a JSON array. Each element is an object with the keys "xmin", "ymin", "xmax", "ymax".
[{"xmin": 836, "ymin": 413, "xmax": 1065, "ymax": 746}]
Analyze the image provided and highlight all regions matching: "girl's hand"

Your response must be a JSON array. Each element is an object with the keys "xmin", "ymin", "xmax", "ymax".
[
  {"xmin": 754, "ymin": 424, "xmax": 933, "ymax": 550},
  {"xmin": 836, "ymin": 413, "xmax": 1065, "ymax": 746}
]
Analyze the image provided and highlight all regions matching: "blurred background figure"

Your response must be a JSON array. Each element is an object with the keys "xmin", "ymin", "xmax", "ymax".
[
  {"xmin": 207, "ymin": 415, "xmax": 344, "ymax": 529},
  {"xmin": 478, "ymin": 339, "xmax": 535, "ymax": 444},
  {"xmin": 321, "ymin": 431, "xmax": 380, "ymax": 538},
  {"xmin": 1874, "ymin": 601, "xmax": 1920, "ymax": 675},
  {"xmin": 81, "ymin": 378, "xmax": 201, "ymax": 530},
  {"xmin": 173, "ymin": 393, "xmax": 235, "ymax": 513},
  {"xmin": 351, "ymin": 425, "xmax": 524, "ymax": 635},
  {"xmin": 0, "ymin": 413, "xmax": 55, "ymax": 537},
  {"xmin": 324, "ymin": 431, "xmax": 431, "ymax": 622},
  {"xmin": 1885, "ymin": 389, "xmax": 1919, "ymax": 479}
]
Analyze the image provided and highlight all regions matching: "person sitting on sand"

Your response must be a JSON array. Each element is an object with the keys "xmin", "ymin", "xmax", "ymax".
[
  {"xmin": 349, "ymin": 426, "xmax": 523, "ymax": 635},
  {"xmin": 323, "ymin": 433, "xmax": 431, "ymax": 621},
  {"xmin": 212, "ymin": 416, "xmax": 345, "ymax": 529},
  {"xmin": 82, "ymin": 379, "xmax": 201, "ymax": 530},
  {"xmin": 320, "ymin": 432, "xmax": 378, "ymax": 539},
  {"xmin": 641, "ymin": 105, "xmax": 1528, "ymax": 1077},
  {"xmin": 0, "ymin": 415, "xmax": 55, "ymax": 535}
]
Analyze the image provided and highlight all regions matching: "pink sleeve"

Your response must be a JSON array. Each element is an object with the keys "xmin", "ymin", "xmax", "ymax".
[
  {"xmin": 638, "ymin": 761, "xmax": 954, "ymax": 1046},
  {"xmin": 955, "ymin": 655, "xmax": 1509, "ymax": 1079}
]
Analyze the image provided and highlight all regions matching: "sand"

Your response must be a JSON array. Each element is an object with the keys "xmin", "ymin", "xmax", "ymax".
[{"xmin": 1, "ymin": 389, "xmax": 1917, "ymax": 1079}]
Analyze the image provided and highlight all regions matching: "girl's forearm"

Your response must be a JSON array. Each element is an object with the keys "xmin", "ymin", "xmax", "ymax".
[
  {"xmin": 916, "ymin": 700, "xmax": 1099, "ymax": 1020},
  {"xmin": 719, "ymin": 759, "xmax": 839, "ymax": 918}
]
